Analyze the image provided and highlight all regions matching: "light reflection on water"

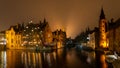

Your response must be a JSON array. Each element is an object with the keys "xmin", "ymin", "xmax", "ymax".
[
  {"xmin": 0, "ymin": 49, "xmax": 109, "ymax": 68},
  {"xmin": 95, "ymin": 51, "xmax": 108, "ymax": 68},
  {"xmin": 0, "ymin": 51, "xmax": 6, "ymax": 68}
]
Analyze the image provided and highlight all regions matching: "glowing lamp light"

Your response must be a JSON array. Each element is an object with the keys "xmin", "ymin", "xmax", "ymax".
[
  {"xmin": 26, "ymin": 26, "xmax": 28, "ymax": 28},
  {"xmin": 102, "ymin": 41, "xmax": 108, "ymax": 48}
]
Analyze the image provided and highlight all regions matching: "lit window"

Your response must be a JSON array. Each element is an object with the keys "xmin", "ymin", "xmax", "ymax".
[
  {"xmin": 26, "ymin": 34, "xmax": 28, "ymax": 36},
  {"xmin": 26, "ymin": 26, "xmax": 28, "ymax": 28}
]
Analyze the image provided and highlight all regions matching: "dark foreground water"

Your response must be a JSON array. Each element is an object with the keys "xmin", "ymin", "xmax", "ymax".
[{"xmin": 0, "ymin": 48, "xmax": 109, "ymax": 68}]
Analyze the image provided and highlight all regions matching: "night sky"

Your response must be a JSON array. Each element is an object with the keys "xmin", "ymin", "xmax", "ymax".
[{"xmin": 0, "ymin": 0, "xmax": 120, "ymax": 38}]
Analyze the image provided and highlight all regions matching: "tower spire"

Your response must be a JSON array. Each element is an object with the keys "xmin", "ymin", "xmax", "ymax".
[
  {"xmin": 43, "ymin": 18, "xmax": 47, "ymax": 23},
  {"xmin": 100, "ymin": 7, "xmax": 105, "ymax": 20},
  {"xmin": 99, "ymin": 7, "xmax": 108, "ymax": 48}
]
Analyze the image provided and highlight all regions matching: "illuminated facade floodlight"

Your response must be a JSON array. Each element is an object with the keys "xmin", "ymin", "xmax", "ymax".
[{"xmin": 99, "ymin": 8, "xmax": 108, "ymax": 48}]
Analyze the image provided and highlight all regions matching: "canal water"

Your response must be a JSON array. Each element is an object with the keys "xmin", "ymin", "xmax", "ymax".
[{"xmin": 0, "ymin": 48, "xmax": 109, "ymax": 68}]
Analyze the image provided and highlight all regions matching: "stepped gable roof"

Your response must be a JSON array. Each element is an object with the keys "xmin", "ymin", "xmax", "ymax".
[
  {"xmin": 115, "ymin": 18, "xmax": 120, "ymax": 27},
  {"xmin": 8, "ymin": 25, "xmax": 22, "ymax": 34},
  {"xmin": 40, "ymin": 21, "xmax": 48, "ymax": 31},
  {"xmin": 52, "ymin": 29, "xmax": 66, "ymax": 35},
  {"xmin": 108, "ymin": 18, "xmax": 120, "ymax": 30}
]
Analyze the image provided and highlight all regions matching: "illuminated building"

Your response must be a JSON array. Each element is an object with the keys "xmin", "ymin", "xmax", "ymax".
[
  {"xmin": 22, "ymin": 19, "xmax": 53, "ymax": 46},
  {"xmin": 22, "ymin": 21, "xmax": 42, "ymax": 46},
  {"xmin": 5, "ymin": 19, "xmax": 54, "ymax": 49},
  {"xmin": 99, "ymin": 8, "xmax": 108, "ymax": 48},
  {"xmin": 6, "ymin": 24, "xmax": 22, "ymax": 49},
  {"xmin": 42, "ymin": 19, "xmax": 53, "ymax": 45},
  {"xmin": 87, "ymin": 33, "xmax": 94, "ymax": 48},
  {"xmin": 87, "ymin": 8, "xmax": 108, "ymax": 49},
  {"xmin": 52, "ymin": 29, "xmax": 66, "ymax": 48},
  {"xmin": 5, "ymin": 18, "xmax": 67, "ymax": 49}
]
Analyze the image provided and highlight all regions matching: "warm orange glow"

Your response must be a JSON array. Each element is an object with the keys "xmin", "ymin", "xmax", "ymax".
[
  {"xmin": 66, "ymin": 24, "xmax": 75, "ymax": 38},
  {"xmin": 102, "ymin": 41, "xmax": 107, "ymax": 48},
  {"xmin": 100, "ymin": 54, "xmax": 107, "ymax": 68},
  {"xmin": 99, "ymin": 33, "xmax": 108, "ymax": 48},
  {"xmin": 57, "ymin": 41, "xmax": 63, "ymax": 48}
]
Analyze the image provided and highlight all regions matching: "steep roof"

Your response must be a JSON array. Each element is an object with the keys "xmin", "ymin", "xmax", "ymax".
[
  {"xmin": 100, "ymin": 8, "xmax": 105, "ymax": 20},
  {"xmin": 108, "ymin": 18, "xmax": 120, "ymax": 30},
  {"xmin": 8, "ymin": 24, "xmax": 23, "ymax": 34}
]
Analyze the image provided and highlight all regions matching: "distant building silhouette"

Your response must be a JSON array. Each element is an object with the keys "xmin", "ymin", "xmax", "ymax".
[{"xmin": 52, "ymin": 29, "xmax": 66, "ymax": 48}]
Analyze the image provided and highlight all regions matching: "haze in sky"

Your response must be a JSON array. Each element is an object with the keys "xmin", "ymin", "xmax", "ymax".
[{"xmin": 0, "ymin": 0, "xmax": 120, "ymax": 38}]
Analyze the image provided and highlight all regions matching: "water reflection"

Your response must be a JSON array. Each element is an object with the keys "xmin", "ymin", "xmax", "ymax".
[
  {"xmin": 76, "ymin": 49, "xmax": 108, "ymax": 68},
  {"xmin": 0, "ymin": 51, "xmax": 6, "ymax": 68},
  {"xmin": 2, "ymin": 49, "xmax": 67, "ymax": 68},
  {"xmin": 0, "ymin": 49, "xmax": 110, "ymax": 68},
  {"xmin": 95, "ymin": 51, "xmax": 107, "ymax": 68},
  {"xmin": 80, "ymin": 50, "xmax": 95, "ymax": 64}
]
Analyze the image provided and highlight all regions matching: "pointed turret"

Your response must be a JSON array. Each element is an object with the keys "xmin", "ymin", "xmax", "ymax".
[
  {"xmin": 43, "ymin": 18, "xmax": 47, "ymax": 23},
  {"xmin": 100, "ymin": 8, "xmax": 105, "ymax": 20},
  {"xmin": 99, "ymin": 7, "xmax": 108, "ymax": 48}
]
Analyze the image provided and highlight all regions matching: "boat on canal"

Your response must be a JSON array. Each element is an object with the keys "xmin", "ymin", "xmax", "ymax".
[{"xmin": 105, "ymin": 51, "xmax": 120, "ymax": 63}]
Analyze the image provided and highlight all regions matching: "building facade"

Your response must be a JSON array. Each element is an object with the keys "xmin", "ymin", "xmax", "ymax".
[
  {"xmin": 98, "ymin": 8, "xmax": 120, "ymax": 52},
  {"xmin": 42, "ymin": 19, "xmax": 53, "ymax": 46},
  {"xmin": 22, "ymin": 21, "xmax": 42, "ymax": 46},
  {"xmin": 99, "ymin": 8, "xmax": 108, "ymax": 48},
  {"xmin": 107, "ymin": 19, "xmax": 120, "ymax": 52},
  {"xmin": 86, "ymin": 8, "xmax": 108, "ymax": 50},
  {"xmin": 6, "ymin": 25, "xmax": 22, "ymax": 49},
  {"xmin": 52, "ymin": 29, "xmax": 66, "ymax": 48},
  {"xmin": 86, "ymin": 27, "xmax": 99, "ymax": 50},
  {"xmin": 5, "ymin": 19, "xmax": 66, "ymax": 49}
]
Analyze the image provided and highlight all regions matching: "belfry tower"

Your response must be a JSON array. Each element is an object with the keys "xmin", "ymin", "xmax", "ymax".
[{"xmin": 99, "ymin": 8, "xmax": 108, "ymax": 48}]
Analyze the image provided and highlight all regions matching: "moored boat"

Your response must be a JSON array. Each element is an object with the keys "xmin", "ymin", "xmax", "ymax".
[{"xmin": 105, "ymin": 51, "xmax": 119, "ymax": 63}]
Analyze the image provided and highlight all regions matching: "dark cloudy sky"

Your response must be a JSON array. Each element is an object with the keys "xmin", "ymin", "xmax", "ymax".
[{"xmin": 0, "ymin": 0, "xmax": 120, "ymax": 38}]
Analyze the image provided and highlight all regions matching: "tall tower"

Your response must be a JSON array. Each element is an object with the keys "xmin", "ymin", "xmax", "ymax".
[{"xmin": 99, "ymin": 8, "xmax": 108, "ymax": 48}]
